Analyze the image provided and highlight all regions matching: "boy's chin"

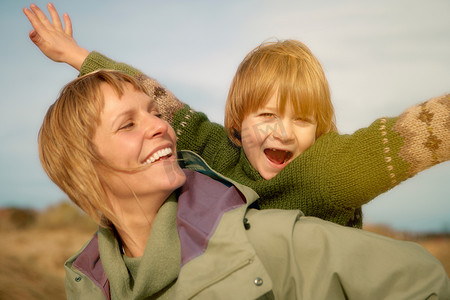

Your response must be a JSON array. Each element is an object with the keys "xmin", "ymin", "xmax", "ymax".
[
  {"xmin": 258, "ymin": 168, "xmax": 282, "ymax": 180},
  {"xmin": 259, "ymin": 158, "xmax": 293, "ymax": 180}
]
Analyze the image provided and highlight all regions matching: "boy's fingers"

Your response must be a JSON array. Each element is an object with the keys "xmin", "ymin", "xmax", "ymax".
[
  {"xmin": 30, "ymin": 4, "xmax": 53, "ymax": 29},
  {"xmin": 28, "ymin": 30, "xmax": 42, "ymax": 46},
  {"xmin": 63, "ymin": 13, "xmax": 73, "ymax": 36},
  {"xmin": 23, "ymin": 7, "xmax": 44, "ymax": 32},
  {"xmin": 47, "ymin": 3, "xmax": 63, "ymax": 31}
]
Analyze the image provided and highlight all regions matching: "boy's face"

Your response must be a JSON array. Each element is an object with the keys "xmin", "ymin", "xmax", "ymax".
[{"xmin": 240, "ymin": 93, "xmax": 317, "ymax": 180}]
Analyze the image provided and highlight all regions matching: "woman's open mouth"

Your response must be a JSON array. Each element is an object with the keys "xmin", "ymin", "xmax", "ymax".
[{"xmin": 142, "ymin": 147, "xmax": 173, "ymax": 165}]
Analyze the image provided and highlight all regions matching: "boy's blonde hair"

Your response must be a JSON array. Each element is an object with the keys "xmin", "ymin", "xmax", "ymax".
[
  {"xmin": 225, "ymin": 39, "xmax": 337, "ymax": 145},
  {"xmin": 39, "ymin": 70, "xmax": 150, "ymax": 228}
]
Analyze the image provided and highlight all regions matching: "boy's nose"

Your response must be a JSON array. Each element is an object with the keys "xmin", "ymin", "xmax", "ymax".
[{"xmin": 273, "ymin": 118, "xmax": 294, "ymax": 142}]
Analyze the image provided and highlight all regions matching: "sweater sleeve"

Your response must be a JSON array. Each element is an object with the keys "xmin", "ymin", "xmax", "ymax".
[
  {"xmin": 393, "ymin": 94, "xmax": 450, "ymax": 175},
  {"xmin": 171, "ymin": 105, "xmax": 241, "ymax": 173},
  {"xmin": 79, "ymin": 51, "xmax": 184, "ymax": 124},
  {"xmin": 79, "ymin": 51, "xmax": 240, "ymax": 172},
  {"xmin": 312, "ymin": 94, "xmax": 450, "ymax": 209}
]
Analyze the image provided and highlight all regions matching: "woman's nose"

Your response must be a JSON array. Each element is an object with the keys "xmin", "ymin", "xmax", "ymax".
[{"xmin": 143, "ymin": 114, "xmax": 168, "ymax": 139}]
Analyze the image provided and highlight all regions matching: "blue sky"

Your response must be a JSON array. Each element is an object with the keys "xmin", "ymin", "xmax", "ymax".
[{"xmin": 1, "ymin": 0, "xmax": 449, "ymax": 232}]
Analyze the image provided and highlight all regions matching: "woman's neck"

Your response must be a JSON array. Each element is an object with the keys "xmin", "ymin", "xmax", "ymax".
[{"xmin": 109, "ymin": 191, "xmax": 170, "ymax": 257}]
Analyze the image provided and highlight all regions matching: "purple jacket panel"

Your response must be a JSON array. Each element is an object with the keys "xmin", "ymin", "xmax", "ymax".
[
  {"xmin": 72, "ymin": 234, "xmax": 110, "ymax": 299},
  {"xmin": 177, "ymin": 169, "xmax": 246, "ymax": 266}
]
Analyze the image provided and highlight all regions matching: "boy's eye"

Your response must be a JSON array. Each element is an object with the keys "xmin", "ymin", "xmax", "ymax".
[
  {"xmin": 259, "ymin": 113, "xmax": 277, "ymax": 118},
  {"xmin": 295, "ymin": 117, "xmax": 315, "ymax": 124}
]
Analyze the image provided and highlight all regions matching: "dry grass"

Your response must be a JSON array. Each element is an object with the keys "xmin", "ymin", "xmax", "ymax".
[
  {"xmin": 0, "ymin": 203, "xmax": 448, "ymax": 300},
  {"xmin": 0, "ymin": 202, "xmax": 96, "ymax": 300}
]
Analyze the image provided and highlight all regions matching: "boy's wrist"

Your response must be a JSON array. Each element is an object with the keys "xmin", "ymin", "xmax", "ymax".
[{"xmin": 68, "ymin": 47, "xmax": 90, "ymax": 71}]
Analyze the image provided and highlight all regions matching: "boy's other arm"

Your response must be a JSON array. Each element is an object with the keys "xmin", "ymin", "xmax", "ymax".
[{"xmin": 321, "ymin": 94, "xmax": 450, "ymax": 209}]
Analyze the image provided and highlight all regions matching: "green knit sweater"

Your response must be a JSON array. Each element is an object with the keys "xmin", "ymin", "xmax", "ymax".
[{"xmin": 81, "ymin": 52, "xmax": 450, "ymax": 228}]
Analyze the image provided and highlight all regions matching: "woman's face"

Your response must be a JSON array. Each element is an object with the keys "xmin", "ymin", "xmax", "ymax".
[{"xmin": 93, "ymin": 83, "xmax": 186, "ymax": 201}]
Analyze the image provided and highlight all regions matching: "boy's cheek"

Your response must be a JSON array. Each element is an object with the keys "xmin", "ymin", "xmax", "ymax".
[{"xmin": 240, "ymin": 127, "xmax": 261, "ymax": 150}]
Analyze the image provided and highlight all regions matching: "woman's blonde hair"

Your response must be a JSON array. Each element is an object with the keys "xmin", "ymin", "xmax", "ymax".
[
  {"xmin": 225, "ymin": 39, "xmax": 337, "ymax": 145},
  {"xmin": 38, "ymin": 70, "xmax": 150, "ymax": 228}
]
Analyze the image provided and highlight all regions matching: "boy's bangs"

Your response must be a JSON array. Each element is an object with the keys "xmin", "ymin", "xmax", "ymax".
[
  {"xmin": 241, "ymin": 66, "xmax": 276, "ymax": 115},
  {"xmin": 277, "ymin": 82, "xmax": 316, "ymax": 121},
  {"xmin": 273, "ymin": 63, "xmax": 320, "ymax": 121}
]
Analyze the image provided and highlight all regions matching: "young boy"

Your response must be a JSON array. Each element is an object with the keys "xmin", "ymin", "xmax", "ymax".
[{"xmin": 24, "ymin": 4, "xmax": 450, "ymax": 228}]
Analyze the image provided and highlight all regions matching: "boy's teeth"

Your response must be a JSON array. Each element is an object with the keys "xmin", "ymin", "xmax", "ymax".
[
  {"xmin": 264, "ymin": 148, "xmax": 293, "ymax": 164},
  {"xmin": 144, "ymin": 148, "xmax": 172, "ymax": 165}
]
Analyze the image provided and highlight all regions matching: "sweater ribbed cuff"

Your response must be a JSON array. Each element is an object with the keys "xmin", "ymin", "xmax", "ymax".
[{"xmin": 80, "ymin": 51, "xmax": 141, "ymax": 77}]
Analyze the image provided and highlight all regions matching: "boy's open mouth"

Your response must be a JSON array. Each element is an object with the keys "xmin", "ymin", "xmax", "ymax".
[{"xmin": 264, "ymin": 148, "xmax": 293, "ymax": 165}]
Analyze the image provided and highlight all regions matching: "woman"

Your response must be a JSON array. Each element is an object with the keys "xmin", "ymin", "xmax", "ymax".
[{"xmin": 38, "ymin": 69, "xmax": 449, "ymax": 299}]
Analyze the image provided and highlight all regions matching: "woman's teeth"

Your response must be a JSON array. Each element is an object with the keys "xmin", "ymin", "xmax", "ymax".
[{"xmin": 143, "ymin": 148, "xmax": 173, "ymax": 165}]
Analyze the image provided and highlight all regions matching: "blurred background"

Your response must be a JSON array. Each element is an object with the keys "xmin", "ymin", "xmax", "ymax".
[{"xmin": 0, "ymin": 0, "xmax": 449, "ymax": 298}]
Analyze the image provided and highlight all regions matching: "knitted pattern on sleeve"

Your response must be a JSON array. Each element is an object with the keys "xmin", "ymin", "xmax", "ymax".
[
  {"xmin": 80, "ymin": 52, "xmax": 184, "ymax": 124},
  {"xmin": 394, "ymin": 94, "xmax": 450, "ymax": 175}
]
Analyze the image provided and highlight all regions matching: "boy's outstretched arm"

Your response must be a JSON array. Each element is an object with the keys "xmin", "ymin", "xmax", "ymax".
[
  {"xmin": 311, "ymin": 94, "xmax": 450, "ymax": 214},
  {"xmin": 23, "ymin": 3, "xmax": 88, "ymax": 70}
]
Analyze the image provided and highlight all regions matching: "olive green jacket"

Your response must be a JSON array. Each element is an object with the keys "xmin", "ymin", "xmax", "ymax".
[{"xmin": 65, "ymin": 151, "xmax": 449, "ymax": 299}]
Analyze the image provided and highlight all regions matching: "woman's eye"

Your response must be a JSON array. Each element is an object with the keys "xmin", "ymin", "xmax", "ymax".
[
  {"xmin": 149, "ymin": 108, "xmax": 162, "ymax": 118},
  {"xmin": 119, "ymin": 122, "xmax": 135, "ymax": 131}
]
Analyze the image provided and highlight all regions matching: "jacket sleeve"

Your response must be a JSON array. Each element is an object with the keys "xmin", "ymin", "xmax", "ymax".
[
  {"xmin": 245, "ymin": 208, "xmax": 450, "ymax": 299},
  {"xmin": 302, "ymin": 94, "xmax": 450, "ymax": 209},
  {"xmin": 292, "ymin": 216, "xmax": 450, "ymax": 299}
]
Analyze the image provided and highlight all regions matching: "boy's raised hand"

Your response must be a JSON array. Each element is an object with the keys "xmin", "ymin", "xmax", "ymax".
[{"xmin": 23, "ymin": 3, "xmax": 89, "ymax": 70}]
